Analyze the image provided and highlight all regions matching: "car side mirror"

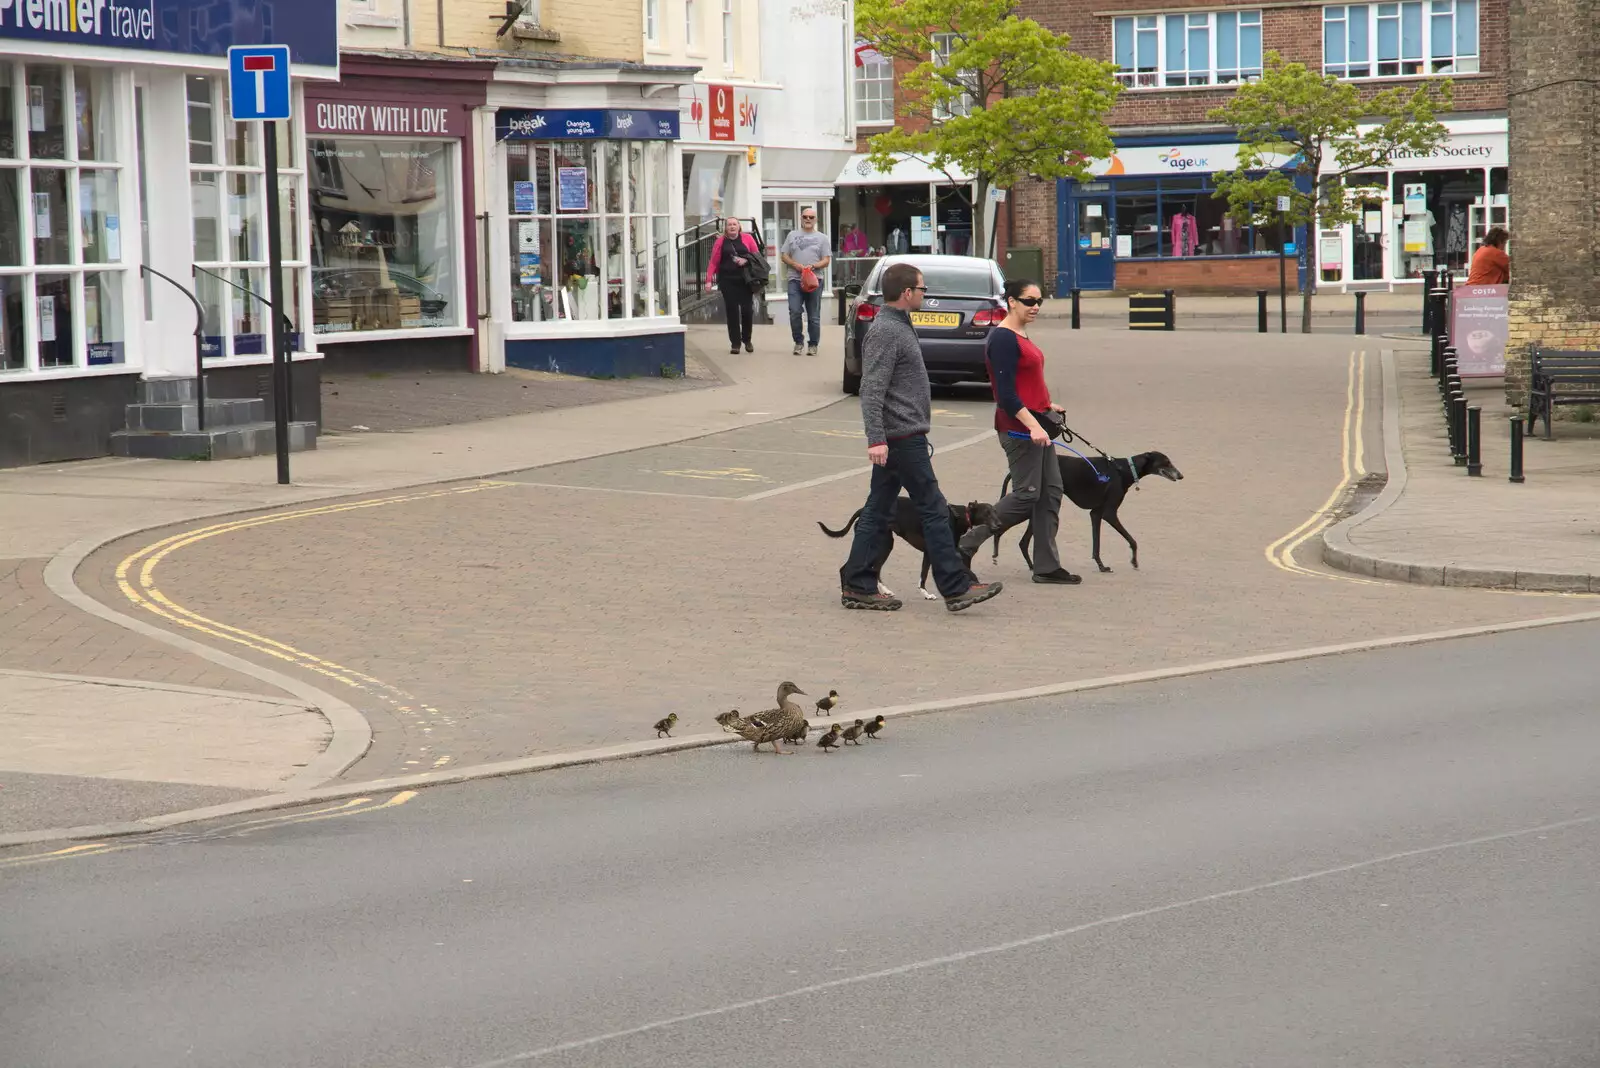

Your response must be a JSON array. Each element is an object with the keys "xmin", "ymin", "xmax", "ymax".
[{"xmin": 844, "ymin": 284, "xmax": 862, "ymax": 298}]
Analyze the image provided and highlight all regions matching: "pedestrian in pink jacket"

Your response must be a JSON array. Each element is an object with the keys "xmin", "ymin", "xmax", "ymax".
[{"xmin": 705, "ymin": 219, "xmax": 765, "ymax": 353}]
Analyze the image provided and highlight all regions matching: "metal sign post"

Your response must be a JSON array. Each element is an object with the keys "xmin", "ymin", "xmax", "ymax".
[
  {"xmin": 228, "ymin": 45, "xmax": 294, "ymax": 484},
  {"xmin": 1276, "ymin": 195, "xmax": 1291, "ymax": 334}
]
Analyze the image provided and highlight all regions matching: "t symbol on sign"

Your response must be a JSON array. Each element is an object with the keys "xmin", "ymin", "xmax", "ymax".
[{"xmin": 242, "ymin": 54, "xmax": 276, "ymax": 114}]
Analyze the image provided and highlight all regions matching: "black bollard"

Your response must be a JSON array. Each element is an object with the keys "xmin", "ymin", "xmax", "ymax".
[
  {"xmin": 1421, "ymin": 269, "xmax": 1438, "ymax": 333},
  {"xmin": 1163, "ymin": 289, "xmax": 1176, "ymax": 330},
  {"xmin": 1070, "ymin": 288, "xmax": 1081, "ymax": 330},
  {"xmin": 1466, "ymin": 405, "xmax": 1482, "ymax": 476},
  {"xmin": 1509, "ymin": 416, "xmax": 1525, "ymax": 483},
  {"xmin": 1257, "ymin": 289, "xmax": 1268, "ymax": 333},
  {"xmin": 1354, "ymin": 291, "xmax": 1366, "ymax": 335},
  {"xmin": 1430, "ymin": 322, "xmax": 1445, "ymax": 377},
  {"xmin": 1451, "ymin": 394, "xmax": 1468, "ymax": 465}
]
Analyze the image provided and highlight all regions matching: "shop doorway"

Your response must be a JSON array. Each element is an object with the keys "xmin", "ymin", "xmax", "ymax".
[
  {"xmin": 762, "ymin": 199, "xmax": 831, "ymax": 295},
  {"xmin": 1350, "ymin": 181, "xmax": 1388, "ymax": 283},
  {"xmin": 1071, "ymin": 196, "xmax": 1115, "ymax": 290}
]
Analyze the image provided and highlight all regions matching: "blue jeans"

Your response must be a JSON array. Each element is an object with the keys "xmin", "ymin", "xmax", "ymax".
[
  {"xmin": 840, "ymin": 435, "xmax": 973, "ymax": 599},
  {"xmin": 787, "ymin": 276, "xmax": 822, "ymax": 347}
]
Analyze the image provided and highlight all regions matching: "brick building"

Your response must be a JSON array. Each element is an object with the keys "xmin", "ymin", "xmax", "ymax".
[
  {"xmin": 1504, "ymin": 0, "xmax": 1599, "ymax": 404},
  {"xmin": 1010, "ymin": 0, "xmax": 1508, "ymax": 294}
]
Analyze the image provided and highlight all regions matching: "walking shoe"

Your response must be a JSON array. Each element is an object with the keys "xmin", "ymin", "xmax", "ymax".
[
  {"xmin": 730, "ymin": 345, "xmax": 740, "ymax": 355},
  {"xmin": 805, "ymin": 345, "xmax": 818, "ymax": 356},
  {"xmin": 793, "ymin": 343, "xmax": 804, "ymax": 356},
  {"xmin": 744, "ymin": 342, "xmax": 754, "ymax": 353},
  {"xmin": 944, "ymin": 581, "xmax": 1003, "ymax": 612},
  {"xmin": 842, "ymin": 589, "xmax": 902, "ymax": 611},
  {"xmin": 1033, "ymin": 568, "xmax": 1083, "ymax": 585}
]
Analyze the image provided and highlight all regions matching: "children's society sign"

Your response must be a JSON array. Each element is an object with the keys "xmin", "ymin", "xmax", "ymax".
[{"xmin": 1449, "ymin": 284, "xmax": 1509, "ymax": 377}]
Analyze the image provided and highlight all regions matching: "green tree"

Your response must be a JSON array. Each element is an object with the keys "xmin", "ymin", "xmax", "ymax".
[
  {"xmin": 854, "ymin": 0, "xmax": 1120, "ymax": 259},
  {"xmin": 1209, "ymin": 53, "xmax": 1450, "ymax": 333}
]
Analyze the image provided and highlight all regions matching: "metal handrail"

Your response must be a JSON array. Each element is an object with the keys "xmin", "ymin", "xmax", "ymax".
[
  {"xmin": 193, "ymin": 265, "xmax": 298, "ymax": 420},
  {"xmin": 139, "ymin": 264, "xmax": 209, "ymax": 432}
]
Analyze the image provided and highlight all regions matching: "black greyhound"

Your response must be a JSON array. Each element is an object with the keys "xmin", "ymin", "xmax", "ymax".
[
  {"xmin": 820, "ymin": 499, "xmax": 999, "ymax": 599},
  {"xmin": 992, "ymin": 451, "xmax": 1183, "ymax": 573}
]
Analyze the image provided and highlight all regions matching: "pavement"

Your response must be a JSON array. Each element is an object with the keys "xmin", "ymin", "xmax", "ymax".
[
  {"xmin": 1324, "ymin": 345, "xmax": 1600, "ymax": 590},
  {"xmin": 1041, "ymin": 289, "xmax": 1425, "ymax": 335},
  {"xmin": 3, "ymin": 318, "xmax": 1599, "ymax": 842},
  {"xmin": 5, "ymin": 619, "xmax": 1600, "ymax": 1067}
]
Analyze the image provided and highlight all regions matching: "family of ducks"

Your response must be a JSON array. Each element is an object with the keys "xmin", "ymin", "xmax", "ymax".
[{"xmin": 652, "ymin": 684, "xmax": 885, "ymax": 755}]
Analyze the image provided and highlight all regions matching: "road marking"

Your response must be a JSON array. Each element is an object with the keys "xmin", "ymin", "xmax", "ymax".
[
  {"xmin": 655, "ymin": 466, "xmax": 773, "ymax": 483},
  {"xmin": 739, "ymin": 428, "xmax": 996, "ymax": 502},
  {"xmin": 460, "ymin": 809, "xmax": 1600, "ymax": 1066},
  {"xmin": 112, "ymin": 483, "xmax": 510, "ymax": 771},
  {"xmin": 499, "ymin": 481, "xmax": 735, "ymax": 502}
]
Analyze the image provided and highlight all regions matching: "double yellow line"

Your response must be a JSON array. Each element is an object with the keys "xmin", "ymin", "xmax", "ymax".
[
  {"xmin": 1265, "ymin": 350, "xmax": 1376, "ymax": 582},
  {"xmin": 0, "ymin": 792, "xmax": 418, "ymax": 870}
]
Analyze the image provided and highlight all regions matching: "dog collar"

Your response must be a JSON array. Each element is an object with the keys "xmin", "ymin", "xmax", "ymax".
[{"xmin": 1124, "ymin": 457, "xmax": 1141, "ymax": 486}]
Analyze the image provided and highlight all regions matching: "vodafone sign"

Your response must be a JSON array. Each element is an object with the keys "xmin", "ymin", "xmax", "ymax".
[{"xmin": 681, "ymin": 83, "xmax": 759, "ymax": 145}]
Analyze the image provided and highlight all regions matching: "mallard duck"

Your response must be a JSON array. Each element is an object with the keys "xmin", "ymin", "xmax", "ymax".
[
  {"xmin": 785, "ymin": 718, "xmax": 810, "ymax": 746},
  {"xmin": 815, "ymin": 690, "xmax": 841, "ymax": 716},
  {"xmin": 816, "ymin": 724, "xmax": 842, "ymax": 753},
  {"xmin": 863, "ymin": 714, "xmax": 886, "ymax": 740},
  {"xmin": 653, "ymin": 713, "xmax": 678, "ymax": 738},
  {"xmin": 724, "ymin": 682, "xmax": 808, "ymax": 754},
  {"xmin": 842, "ymin": 719, "xmax": 866, "ymax": 745}
]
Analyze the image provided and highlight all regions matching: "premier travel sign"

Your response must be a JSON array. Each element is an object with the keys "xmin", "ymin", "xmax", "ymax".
[{"xmin": 0, "ymin": 0, "xmax": 338, "ymax": 70}]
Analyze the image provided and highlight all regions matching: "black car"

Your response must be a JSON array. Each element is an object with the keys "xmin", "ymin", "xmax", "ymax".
[{"xmin": 842, "ymin": 254, "xmax": 1006, "ymax": 395}]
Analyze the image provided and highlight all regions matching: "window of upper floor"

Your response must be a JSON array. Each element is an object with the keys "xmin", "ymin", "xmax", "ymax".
[
  {"xmin": 1323, "ymin": 2, "xmax": 1479, "ymax": 78},
  {"xmin": 854, "ymin": 42, "xmax": 894, "ymax": 125},
  {"xmin": 722, "ymin": 0, "xmax": 735, "ymax": 68},
  {"xmin": 645, "ymin": 0, "xmax": 659, "ymax": 43},
  {"xmin": 931, "ymin": 32, "xmax": 976, "ymax": 119},
  {"xmin": 685, "ymin": 0, "xmax": 699, "ymax": 52},
  {"xmin": 1113, "ymin": 10, "xmax": 1263, "ymax": 89}
]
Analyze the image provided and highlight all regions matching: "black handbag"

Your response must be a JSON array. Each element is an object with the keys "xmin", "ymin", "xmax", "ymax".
[
  {"xmin": 741, "ymin": 242, "xmax": 771, "ymax": 290},
  {"xmin": 1030, "ymin": 408, "xmax": 1065, "ymax": 439}
]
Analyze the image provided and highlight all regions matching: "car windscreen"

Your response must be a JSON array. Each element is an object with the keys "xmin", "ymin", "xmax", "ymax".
[{"xmin": 916, "ymin": 267, "xmax": 996, "ymax": 297}]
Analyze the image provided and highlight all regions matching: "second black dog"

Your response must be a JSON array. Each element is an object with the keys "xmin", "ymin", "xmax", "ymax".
[
  {"xmin": 820, "ymin": 499, "xmax": 998, "ymax": 600},
  {"xmin": 992, "ymin": 451, "xmax": 1182, "ymax": 573}
]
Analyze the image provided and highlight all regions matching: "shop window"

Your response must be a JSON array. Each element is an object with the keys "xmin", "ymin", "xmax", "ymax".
[
  {"xmin": 854, "ymin": 42, "xmax": 894, "ymax": 125},
  {"xmin": 506, "ymin": 140, "xmax": 675, "ymax": 323},
  {"xmin": 1324, "ymin": 2, "xmax": 1478, "ymax": 79},
  {"xmin": 1390, "ymin": 168, "xmax": 1484, "ymax": 278},
  {"xmin": 1113, "ymin": 11, "xmax": 1261, "ymax": 88},
  {"xmin": 186, "ymin": 76, "xmax": 308, "ymax": 359},
  {"xmin": 307, "ymin": 138, "xmax": 459, "ymax": 336},
  {"xmin": 0, "ymin": 63, "xmax": 132, "ymax": 376},
  {"xmin": 1115, "ymin": 191, "xmax": 1160, "ymax": 258},
  {"xmin": 1103, "ymin": 175, "xmax": 1281, "ymax": 260}
]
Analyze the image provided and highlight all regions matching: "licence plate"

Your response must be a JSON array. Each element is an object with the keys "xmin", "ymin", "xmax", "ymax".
[{"xmin": 911, "ymin": 312, "xmax": 961, "ymax": 328}]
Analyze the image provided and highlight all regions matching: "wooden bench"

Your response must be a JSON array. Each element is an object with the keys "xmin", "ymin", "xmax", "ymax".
[{"xmin": 1527, "ymin": 346, "xmax": 1600, "ymax": 440}]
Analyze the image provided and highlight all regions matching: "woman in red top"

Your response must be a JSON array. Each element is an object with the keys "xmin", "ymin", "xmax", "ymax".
[
  {"xmin": 957, "ymin": 279, "xmax": 1079, "ymax": 584},
  {"xmin": 705, "ymin": 218, "xmax": 763, "ymax": 354},
  {"xmin": 1466, "ymin": 227, "xmax": 1510, "ymax": 285}
]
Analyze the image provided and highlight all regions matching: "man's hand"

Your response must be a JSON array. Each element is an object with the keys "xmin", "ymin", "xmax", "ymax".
[{"xmin": 868, "ymin": 444, "xmax": 889, "ymax": 466}]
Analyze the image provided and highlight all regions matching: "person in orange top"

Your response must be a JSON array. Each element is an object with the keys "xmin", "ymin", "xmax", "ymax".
[{"xmin": 1467, "ymin": 227, "xmax": 1510, "ymax": 284}]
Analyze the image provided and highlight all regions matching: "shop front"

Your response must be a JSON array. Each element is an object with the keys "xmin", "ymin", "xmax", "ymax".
[
  {"xmin": 1, "ymin": 0, "xmax": 336, "ymax": 467},
  {"xmin": 1315, "ymin": 118, "xmax": 1508, "ymax": 292},
  {"xmin": 303, "ymin": 54, "xmax": 491, "ymax": 371},
  {"xmin": 680, "ymin": 80, "xmax": 761, "ymax": 229},
  {"xmin": 832, "ymin": 154, "xmax": 976, "ymax": 289},
  {"xmin": 1056, "ymin": 137, "xmax": 1304, "ymax": 295},
  {"xmin": 486, "ymin": 103, "xmax": 687, "ymax": 378}
]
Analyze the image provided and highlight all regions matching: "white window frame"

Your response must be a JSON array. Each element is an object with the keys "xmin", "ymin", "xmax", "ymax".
[
  {"xmin": 685, "ymin": 0, "xmax": 698, "ymax": 51},
  {"xmin": 1112, "ymin": 10, "xmax": 1263, "ymax": 89},
  {"xmin": 722, "ymin": 0, "xmax": 735, "ymax": 68},
  {"xmin": 1323, "ymin": 2, "xmax": 1480, "ymax": 79},
  {"xmin": 854, "ymin": 42, "xmax": 894, "ymax": 126},
  {"xmin": 645, "ymin": 0, "xmax": 659, "ymax": 43},
  {"xmin": 0, "ymin": 61, "xmax": 139, "ymax": 378},
  {"xmin": 185, "ymin": 75, "xmax": 309, "ymax": 362},
  {"xmin": 931, "ymin": 32, "xmax": 975, "ymax": 120}
]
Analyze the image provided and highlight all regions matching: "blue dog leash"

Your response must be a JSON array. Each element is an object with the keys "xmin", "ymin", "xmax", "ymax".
[{"xmin": 1006, "ymin": 431, "xmax": 1112, "ymax": 484}]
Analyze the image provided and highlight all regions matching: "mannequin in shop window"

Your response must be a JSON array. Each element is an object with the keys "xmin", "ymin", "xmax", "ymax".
[
  {"xmin": 1221, "ymin": 215, "xmax": 1242, "ymax": 255},
  {"xmin": 1445, "ymin": 204, "xmax": 1469, "ymax": 270},
  {"xmin": 1168, "ymin": 210, "xmax": 1199, "ymax": 257}
]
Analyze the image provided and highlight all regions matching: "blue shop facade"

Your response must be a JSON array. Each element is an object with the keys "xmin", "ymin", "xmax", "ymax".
[
  {"xmin": 481, "ymin": 61, "xmax": 696, "ymax": 380},
  {"xmin": 1055, "ymin": 132, "xmax": 1310, "ymax": 295},
  {"xmin": 0, "ymin": 0, "xmax": 337, "ymax": 466}
]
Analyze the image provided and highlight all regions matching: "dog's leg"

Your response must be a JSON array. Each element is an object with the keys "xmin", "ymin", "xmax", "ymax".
[
  {"xmin": 877, "ymin": 581, "xmax": 896, "ymax": 598},
  {"xmin": 918, "ymin": 554, "xmax": 938, "ymax": 599},
  {"xmin": 1090, "ymin": 507, "xmax": 1111, "ymax": 572},
  {"xmin": 1104, "ymin": 512, "xmax": 1139, "ymax": 569},
  {"xmin": 1018, "ymin": 522, "xmax": 1034, "ymax": 573}
]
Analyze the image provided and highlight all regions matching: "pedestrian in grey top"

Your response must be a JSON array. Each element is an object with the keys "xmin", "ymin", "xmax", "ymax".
[
  {"xmin": 781, "ymin": 209, "xmax": 831, "ymax": 356},
  {"xmin": 838, "ymin": 263, "xmax": 1003, "ymax": 614}
]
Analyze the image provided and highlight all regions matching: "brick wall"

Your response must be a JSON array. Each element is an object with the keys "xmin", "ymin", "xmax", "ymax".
[
  {"xmin": 1113, "ymin": 256, "xmax": 1302, "ymax": 294},
  {"xmin": 1505, "ymin": 0, "xmax": 1600, "ymax": 405}
]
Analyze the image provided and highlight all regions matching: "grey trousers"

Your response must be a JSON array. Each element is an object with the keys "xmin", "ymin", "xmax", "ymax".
[{"xmin": 992, "ymin": 432, "xmax": 1064, "ymax": 574}]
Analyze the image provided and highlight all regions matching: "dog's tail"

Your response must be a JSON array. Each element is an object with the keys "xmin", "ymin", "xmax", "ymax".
[{"xmin": 817, "ymin": 509, "xmax": 865, "ymax": 538}]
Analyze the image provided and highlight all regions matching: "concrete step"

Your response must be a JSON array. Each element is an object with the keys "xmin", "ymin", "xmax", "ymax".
[
  {"xmin": 110, "ymin": 421, "xmax": 318, "ymax": 461},
  {"xmin": 124, "ymin": 398, "xmax": 268, "ymax": 432},
  {"xmin": 139, "ymin": 377, "xmax": 200, "ymax": 404}
]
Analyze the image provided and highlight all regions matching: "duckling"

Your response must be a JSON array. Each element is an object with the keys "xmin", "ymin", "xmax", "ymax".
[
  {"xmin": 814, "ymin": 689, "xmax": 841, "ymax": 717},
  {"xmin": 653, "ymin": 713, "xmax": 678, "ymax": 738},
  {"xmin": 715, "ymin": 710, "xmax": 744, "ymax": 733},
  {"xmin": 816, "ymin": 724, "xmax": 842, "ymax": 753},
  {"xmin": 784, "ymin": 718, "xmax": 810, "ymax": 746},
  {"xmin": 842, "ymin": 718, "xmax": 866, "ymax": 745},
  {"xmin": 863, "ymin": 714, "xmax": 886, "ymax": 740},
  {"xmin": 724, "ymin": 682, "xmax": 808, "ymax": 754}
]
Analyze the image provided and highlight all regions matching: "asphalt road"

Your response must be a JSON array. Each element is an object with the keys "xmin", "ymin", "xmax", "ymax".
[{"xmin": 5, "ymin": 621, "xmax": 1600, "ymax": 1068}]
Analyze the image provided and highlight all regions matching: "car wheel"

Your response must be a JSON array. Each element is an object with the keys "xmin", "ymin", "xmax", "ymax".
[{"xmin": 843, "ymin": 365, "xmax": 861, "ymax": 395}]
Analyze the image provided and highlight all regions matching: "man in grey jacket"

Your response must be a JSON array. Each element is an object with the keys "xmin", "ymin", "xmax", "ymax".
[{"xmin": 839, "ymin": 263, "xmax": 1004, "ymax": 613}]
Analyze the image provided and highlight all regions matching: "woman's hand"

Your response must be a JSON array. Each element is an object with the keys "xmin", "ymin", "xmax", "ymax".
[
  {"xmin": 1048, "ymin": 403, "xmax": 1066, "ymax": 414},
  {"xmin": 1029, "ymin": 424, "xmax": 1051, "ymax": 448}
]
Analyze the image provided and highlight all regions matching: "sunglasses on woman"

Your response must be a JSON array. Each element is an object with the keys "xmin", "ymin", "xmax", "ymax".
[{"xmin": 1012, "ymin": 296, "xmax": 1045, "ymax": 307}]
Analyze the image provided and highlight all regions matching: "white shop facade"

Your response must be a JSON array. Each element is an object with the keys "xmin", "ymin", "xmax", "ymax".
[{"xmin": 0, "ymin": 0, "xmax": 337, "ymax": 467}]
